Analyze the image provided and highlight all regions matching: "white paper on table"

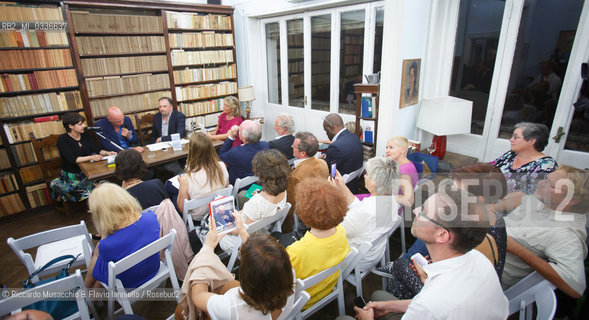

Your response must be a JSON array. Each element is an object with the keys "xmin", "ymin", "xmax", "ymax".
[
  {"xmin": 146, "ymin": 142, "xmax": 172, "ymax": 151},
  {"xmin": 168, "ymin": 175, "xmax": 180, "ymax": 189},
  {"xmin": 180, "ymin": 138, "xmax": 189, "ymax": 145},
  {"xmin": 104, "ymin": 155, "xmax": 116, "ymax": 164}
]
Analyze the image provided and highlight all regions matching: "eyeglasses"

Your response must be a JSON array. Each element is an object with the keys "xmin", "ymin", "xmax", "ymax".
[{"xmin": 416, "ymin": 207, "xmax": 449, "ymax": 231}]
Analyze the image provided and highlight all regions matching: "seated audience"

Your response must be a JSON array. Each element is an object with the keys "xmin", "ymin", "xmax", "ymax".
[
  {"xmin": 379, "ymin": 163, "xmax": 508, "ymax": 299},
  {"xmin": 95, "ymin": 106, "xmax": 143, "ymax": 152},
  {"xmin": 491, "ymin": 122, "xmax": 557, "ymax": 195},
  {"xmin": 286, "ymin": 178, "xmax": 350, "ymax": 309},
  {"xmin": 51, "ymin": 112, "xmax": 116, "ymax": 202},
  {"xmin": 115, "ymin": 149, "xmax": 168, "ymax": 210},
  {"xmin": 152, "ymin": 96, "xmax": 186, "ymax": 143},
  {"xmin": 331, "ymin": 157, "xmax": 401, "ymax": 269},
  {"xmin": 344, "ymin": 188, "xmax": 508, "ymax": 319},
  {"xmin": 322, "ymin": 113, "xmax": 363, "ymax": 192},
  {"xmin": 284, "ymin": 131, "xmax": 329, "ymax": 233},
  {"xmin": 268, "ymin": 113, "xmax": 295, "ymax": 159},
  {"xmin": 493, "ymin": 165, "xmax": 589, "ymax": 299},
  {"xmin": 175, "ymin": 132, "xmax": 229, "ymax": 220},
  {"xmin": 84, "ymin": 182, "xmax": 160, "ymax": 289},
  {"xmin": 186, "ymin": 213, "xmax": 294, "ymax": 319},
  {"xmin": 385, "ymin": 136, "xmax": 418, "ymax": 207},
  {"xmin": 218, "ymin": 149, "xmax": 290, "ymax": 253},
  {"xmin": 207, "ymin": 96, "xmax": 244, "ymax": 147},
  {"xmin": 218, "ymin": 120, "xmax": 269, "ymax": 185}
]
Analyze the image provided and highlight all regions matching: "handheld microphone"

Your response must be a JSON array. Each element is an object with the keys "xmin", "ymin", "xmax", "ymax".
[{"xmin": 85, "ymin": 126, "xmax": 103, "ymax": 131}]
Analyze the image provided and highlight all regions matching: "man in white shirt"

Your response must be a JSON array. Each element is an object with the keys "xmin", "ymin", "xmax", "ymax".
[
  {"xmin": 498, "ymin": 165, "xmax": 589, "ymax": 299},
  {"xmin": 347, "ymin": 188, "xmax": 508, "ymax": 320}
]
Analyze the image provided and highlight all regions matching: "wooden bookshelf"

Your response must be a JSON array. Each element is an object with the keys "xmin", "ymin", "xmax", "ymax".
[
  {"xmin": 0, "ymin": 0, "xmax": 238, "ymax": 217},
  {"xmin": 354, "ymin": 84, "xmax": 379, "ymax": 160},
  {"xmin": 0, "ymin": 1, "xmax": 81, "ymax": 215}
]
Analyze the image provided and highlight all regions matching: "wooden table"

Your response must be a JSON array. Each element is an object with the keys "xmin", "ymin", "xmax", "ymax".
[{"xmin": 79, "ymin": 140, "xmax": 224, "ymax": 180}]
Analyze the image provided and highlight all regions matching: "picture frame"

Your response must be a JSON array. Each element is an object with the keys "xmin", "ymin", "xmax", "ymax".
[{"xmin": 400, "ymin": 59, "xmax": 421, "ymax": 108}]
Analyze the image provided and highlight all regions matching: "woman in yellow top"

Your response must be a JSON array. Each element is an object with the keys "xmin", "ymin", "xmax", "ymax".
[{"xmin": 286, "ymin": 177, "xmax": 350, "ymax": 309}]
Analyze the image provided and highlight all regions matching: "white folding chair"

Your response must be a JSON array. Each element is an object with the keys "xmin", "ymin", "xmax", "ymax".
[
  {"xmin": 182, "ymin": 186, "xmax": 233, "ymax": 232},
  {"xmin": 102, "ymin": 229, "xmax": 181, "ymax": 319},
  {"xmin": 232, "ymin": 176, "xmax": 259, "ymax": 208},
  {"xmin": 504, "ymin": 271, "xmax": 557, "ymax": 320},
  {"xmin": 342, "ymin": 165, "xmax": 364, "ymax": 184},
  {"xmin": 225, "ymin": 203, "xmax": 291, "ymax": 271},
  {"xmin": 277, "ymin": 278, "xmax": 310, "ymax": 320},
  {"xmin": 7, "ymin": 221, "xmax": 94, "ymax": 282},
  {"xmin": 288, "ymin": 157, "xmax": 297, "ymax": 168},
  {"xmin": 346, "ymin": 223, "xmax": 400, "ymax": 297},
  {"xmin": 0, "ymin": 269, "xmax": 96, "ymax": 320},
  {"xmin": 297, "ymin": 247, "xmax": 358, "ymax": 319},
  {"xmin": 143, "ymin": 204, "xmax": 159, "ymax": 214}
]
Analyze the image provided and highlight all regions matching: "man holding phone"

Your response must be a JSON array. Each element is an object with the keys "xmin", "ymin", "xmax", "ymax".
[{"xmin": 339, "ymin": 188, "xmax": 508, "ymax": 320}]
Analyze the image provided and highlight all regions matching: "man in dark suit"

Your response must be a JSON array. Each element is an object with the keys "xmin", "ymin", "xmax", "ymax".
[
  {"xmin": 268, "ymin": 113, "xmax": 295, "ymax": 159},
  {"xmin": 219, "ymin": 120, "xmax": 269, "ymax": 185},
  {"xmin": 323, "ymin": 113, "xmax": 363, "ymax": 192},
  {"xmin": 95, "ymin": 106, "xmax": 143, "ymax": 152},
  {"xmin": 151, "ymin": 97, "xmax": 186, "ymax": 143}
]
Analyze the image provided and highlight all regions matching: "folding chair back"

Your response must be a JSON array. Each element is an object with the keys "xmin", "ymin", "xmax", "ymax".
[
  {"xmin": 504, "ymin": 271, "xmax": 557, "ymax": 320},
  {"xmin": 183, "ymin": 186, "xmax": 233, "ymax": 231},
  {"xmin": 104, "ymin": 229, "xmax": 180, "ymax": 319},
  {"xmin": 277, "ymin": 278, "xmax": 310, "ymax": 320},
  {"xmin": 7, "ymin": 221, "xmax": 94, "ymax": 282},
  {"xmin": 232, "ymin": 176, "xmax": 259, "ymax": 208},
  {"xmin": 0, "ymin": 269, "xmax": 95, "ymax": 320}
]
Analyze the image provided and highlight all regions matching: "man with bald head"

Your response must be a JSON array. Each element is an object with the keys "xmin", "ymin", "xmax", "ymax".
[
  {"xmin": 218, "ymin": 120, "xmax": 269, "ymax": 185},
  {"xmin": 95, "ymin": 106, "xmax": 143, "ymax": 152},
  {"xmin": 323, "ymin": 113, "xmax": 363, "ymax": 192}
]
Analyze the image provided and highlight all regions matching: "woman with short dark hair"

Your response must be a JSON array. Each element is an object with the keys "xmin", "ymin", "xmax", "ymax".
[
  {"xmin": 491, "ymin": 122, "xmax": 557, "ymax": 194},
  {"xmin": 51, "ymin": 112, "xmax": 116, "ymax": 202},
  {"xmin": 115, "ymin": 149, "xmax": 168, "ymax": 209}
]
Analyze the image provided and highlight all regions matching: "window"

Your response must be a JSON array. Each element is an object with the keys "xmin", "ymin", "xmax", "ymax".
[
  {"xmin": 339, "ymin": 10, "xmax": 365, "ymax": 115},
  {"xmin": 287, "ymin": 19, "xmax": 304, "ymax": 107},
  {"xmin": 265, "ymin": 22, "xmax": 281, "ymax": 104},
  {"xmin": 311, "ymin": 14, "xmax": 331, "ymax": 111}
]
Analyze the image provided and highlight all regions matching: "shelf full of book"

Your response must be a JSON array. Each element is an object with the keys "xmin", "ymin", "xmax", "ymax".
[
  {"xmin": 0, "ymin": 1, "xmax": 79, "ymax": 216},
  {"xmin": 354, "ymin": 84, "xmax": 379, "ymax": 161},
  {"xmin": 164, "ymin": 9, "xmax": 238, "ymax": 120}
]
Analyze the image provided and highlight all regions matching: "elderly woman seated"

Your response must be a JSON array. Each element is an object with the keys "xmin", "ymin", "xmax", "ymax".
[
  {"xmin": 286, "ymin": 178, "xmax": 350, "ymax": 310},
  {"xmin": 332, "ymin": 157, "xmax": 401, "ymax": 269}
]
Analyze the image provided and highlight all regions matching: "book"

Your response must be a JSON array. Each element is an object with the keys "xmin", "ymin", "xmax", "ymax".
[
  {"xmin": 208, "ymin": 196, "xmax": 236, "ymax": 234},
  {"xmin": 243, "ymin": 184, "xmax": 262, "ymax": 199},
  {"xmin": 361, "ymin": 96, "xmax": 373, "ymax": 118},
  {"xmin": 34, "ymin": 115, "xmax": 60, "ymax": 123}
]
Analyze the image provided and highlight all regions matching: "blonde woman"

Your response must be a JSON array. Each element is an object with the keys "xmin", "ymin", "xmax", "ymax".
[
  {"xmin": 208, "ymin": 95, "xmax": 244, "ymax": 147},
  {"xmin": 84, "ymin": 182, "xmax": 160, "ymax": 289},
  {"xmin": 177, "ymin": 132, "xmax": 229, "ymax": 220},
  {"xmin": 385, "ymin": 136, "xmax": 418, "ymax": 207}
]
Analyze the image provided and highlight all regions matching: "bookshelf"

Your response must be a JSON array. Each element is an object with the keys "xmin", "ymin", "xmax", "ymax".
[
  {"xmin": 0, "ymin": 1, "xmax": 80, "ymax": 216},
  {"xmin": 354, "ymin": 83, "xmax": 379, "ymax": 160},
  {"xmin": 165, "ymin": 9, "xmax": 238, "ymax": 125},
  {"xmin": 0, "ymin": 0, "xmax": 238, "ymax": 217}
]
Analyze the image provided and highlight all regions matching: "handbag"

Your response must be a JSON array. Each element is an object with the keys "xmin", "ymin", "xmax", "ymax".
[{"xmin": 22, "ymin": 254, "xmax": 80, "ymax": 319}]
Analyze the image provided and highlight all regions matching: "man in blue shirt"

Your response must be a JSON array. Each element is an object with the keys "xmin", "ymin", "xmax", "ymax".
[{"xmin": 95, "ymin": 106, "xmax": 144, "ymax": 153}]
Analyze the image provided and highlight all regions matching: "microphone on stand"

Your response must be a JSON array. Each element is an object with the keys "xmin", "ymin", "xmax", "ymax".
[{"xmin": 85, "ymin": 126, "xmax": 103, "ymax": 131}]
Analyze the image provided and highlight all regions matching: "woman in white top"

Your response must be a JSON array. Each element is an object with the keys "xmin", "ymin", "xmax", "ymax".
[
  {"xmin": 219, "ymin": 149, "xmax": 290, "ymax": 252},
  {"xmin": 178, "ymin": 132, "xmax": 229, "ymax": 220},
  {"xmin": 193, "ymin": 213, "xmax": 295, "ymax": 320}
]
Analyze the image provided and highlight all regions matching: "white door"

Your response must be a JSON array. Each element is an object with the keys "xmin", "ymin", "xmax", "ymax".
[{"xmin": 448, "ymin": 0, "xmax": 589, "ymax": 169}]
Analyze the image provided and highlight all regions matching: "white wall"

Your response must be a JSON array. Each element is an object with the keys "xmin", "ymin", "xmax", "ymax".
[{"xmin": 228, "ymin": 0, "xmax": 431, "ymax": 152}]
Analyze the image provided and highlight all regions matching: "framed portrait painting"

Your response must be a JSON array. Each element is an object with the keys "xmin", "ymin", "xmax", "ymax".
[{"xmin": 400, "ymin": 59, "xmax": 421, "ymax": 108}]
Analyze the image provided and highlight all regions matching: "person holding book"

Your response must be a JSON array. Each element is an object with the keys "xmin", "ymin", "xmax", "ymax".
[
  {"xmin": 207, "ymin": 95, "xmax": 243, "ymax": 148},
  {"xmin": 115, "ymin": 149, "xmax": 168, "ymax": 210},
  {"xmin": 51, "ymin": 112, "xmax": 116, "ymax": 202},
  {"xmin": 152, "ymin": 96, "xmax": 186, "ymax": 143},
  {"xmin": 95, "ymin": 106, "xmax": 143, "ymax": 153}
]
